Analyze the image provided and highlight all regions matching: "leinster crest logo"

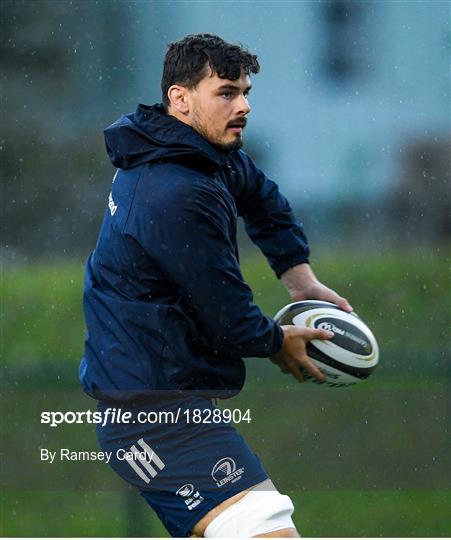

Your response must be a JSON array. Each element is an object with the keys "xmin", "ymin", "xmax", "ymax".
[{"xmin": 211, "ymin": 457, "xmax": 244, "ymax": 487}]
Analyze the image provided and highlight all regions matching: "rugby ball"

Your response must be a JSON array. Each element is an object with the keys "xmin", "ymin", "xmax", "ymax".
[{"xmin": 274, "ymin": 300, "xmax": 379, "ymax": 387}]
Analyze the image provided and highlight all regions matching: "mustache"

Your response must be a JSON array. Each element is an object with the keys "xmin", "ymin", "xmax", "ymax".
[{"xmin": 227, "ymin": 118, "xmax": 247, "ymax": 128}]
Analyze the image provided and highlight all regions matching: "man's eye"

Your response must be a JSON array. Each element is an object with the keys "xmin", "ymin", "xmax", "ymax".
[{"xmin": 222, "ymin": 92, "xmax": 233, "ymax": 99}]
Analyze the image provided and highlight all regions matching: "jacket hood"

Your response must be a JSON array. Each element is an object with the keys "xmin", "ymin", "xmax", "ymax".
[{"xmin": 104, "ymin": 103, "xmax": 229, "ymax": 169}]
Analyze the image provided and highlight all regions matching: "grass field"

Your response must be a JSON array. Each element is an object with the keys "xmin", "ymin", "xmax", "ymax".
[
  {"xmin": 1, "ymin": 249, "xmax": 450, "ymax": 536},
  {"xmin": 2, "ymin": 489, "xmax": 450, "ymax": 537},
  {"xmin": 2, "ymin": 248, "xmax": 448, "ymax": 367}
]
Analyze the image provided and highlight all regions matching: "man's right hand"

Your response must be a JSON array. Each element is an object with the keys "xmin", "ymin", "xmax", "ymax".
[{"xmin": 270, "ymin": 325, "xmax": 334, "ymax": 383}]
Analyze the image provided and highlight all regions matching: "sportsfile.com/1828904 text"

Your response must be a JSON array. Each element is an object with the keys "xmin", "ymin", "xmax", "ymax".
[{"xmin": 40, "ymin": 407, "xmax": 252, "ymax": 428}]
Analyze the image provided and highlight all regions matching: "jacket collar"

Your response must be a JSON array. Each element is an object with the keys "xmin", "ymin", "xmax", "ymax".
[{"xmin": 135, "ymin": 103, "xmax": 230, "ymax": 168}]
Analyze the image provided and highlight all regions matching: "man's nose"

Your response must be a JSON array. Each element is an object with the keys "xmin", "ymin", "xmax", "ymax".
[{"xmin": 236, "ymin": 94, "xmax": 250, "ymax": 116}]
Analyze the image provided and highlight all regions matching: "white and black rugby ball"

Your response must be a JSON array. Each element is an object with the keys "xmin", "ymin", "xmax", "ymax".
[{"xmin": 274, "ymin": 300, "xmax": 379, "ymax": 387}]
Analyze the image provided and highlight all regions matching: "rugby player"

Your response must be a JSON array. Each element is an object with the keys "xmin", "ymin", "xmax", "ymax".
[{"xmin": 80, "ymin": 33, "xmax": 352, "ymax": 537}]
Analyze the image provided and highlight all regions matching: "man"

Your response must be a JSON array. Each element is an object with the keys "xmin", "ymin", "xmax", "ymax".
[{"xmin": 80, "ymin": 33, "xmax": 352, "ymax": 537}]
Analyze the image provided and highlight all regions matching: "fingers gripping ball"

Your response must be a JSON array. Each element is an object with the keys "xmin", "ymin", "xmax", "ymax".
[{"xmin": 274, "ymin": 301, "xmax": 379, "ymax": 387}]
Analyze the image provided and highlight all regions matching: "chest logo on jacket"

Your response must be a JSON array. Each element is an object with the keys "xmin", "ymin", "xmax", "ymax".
[{"xmin": 108, "ymin": 192, "xmax": 117, "ymax": 216}]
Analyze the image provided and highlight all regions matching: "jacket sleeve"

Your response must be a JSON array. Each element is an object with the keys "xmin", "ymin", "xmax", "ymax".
[
  {"xmin": 233, "ymin": 152, "xmax": 310, "ymax": 278},
  {"xmin": 134, "ymin": 174, "xmax": 284, "ymax": 359}
]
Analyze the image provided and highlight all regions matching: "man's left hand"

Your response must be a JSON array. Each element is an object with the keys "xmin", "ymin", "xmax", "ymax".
[{"xmin": 280, "ymin": 263, "xmax": 353, "ymax": 313}]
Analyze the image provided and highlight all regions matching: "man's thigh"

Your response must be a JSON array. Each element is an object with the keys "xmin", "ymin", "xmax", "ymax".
[
  {"xmin": 96, "ymin": 396, "xmax": 269, "ymax": 537},
  {"xmin": 192, "ymin": 478, "xmax": 298, "ymax": 538},
  {"xmin": 190, "ymin": 485, "xmax": 254, "ymax": 536}
]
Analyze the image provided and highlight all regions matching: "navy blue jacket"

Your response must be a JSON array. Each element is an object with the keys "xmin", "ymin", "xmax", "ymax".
[{"xmin": 79, "ymin": 104, "xmax": 310, "ymax": 401}]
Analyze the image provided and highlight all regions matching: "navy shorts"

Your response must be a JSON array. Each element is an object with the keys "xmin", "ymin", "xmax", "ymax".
[{"xmin": 97, "ymin": 396, "xmax": 268, "ymax": 537}]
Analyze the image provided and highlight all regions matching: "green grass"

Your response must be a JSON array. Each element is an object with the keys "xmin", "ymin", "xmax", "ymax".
[
  {"xmin": 292, "ymin": 489, "xmax": 451, "ymax": 537},
  {"xmin": 2, "ymin": 489, "xmax": 450, "ymax": 536},
  {"xmin": 1, "ymin": 261, "xmax": 86, "ymax": 365},
  {"xmin": 1, "ymin": 250, "xmax": 448, "ymax": 368},
  {"xmin": 0, "ymin": 490, "xmax": 168, "ymax": 537},
  {"xmin": 242, "ymin": 248, "xmax": 449, "ymax": 352}
]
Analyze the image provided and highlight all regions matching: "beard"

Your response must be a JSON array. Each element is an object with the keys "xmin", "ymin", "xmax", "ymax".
[
  {"xmin": 192, "ymin": 109, "xmax": 243, "ymax": 153},
  {"xmin": 211, "ymin": 138, "xmax": 243, "ymax": 153}
]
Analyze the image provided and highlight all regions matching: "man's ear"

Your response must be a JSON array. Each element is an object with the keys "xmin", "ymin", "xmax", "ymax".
[{"xmin": 167, "ymin": 85, "xmax": 190, "ymax": 114}]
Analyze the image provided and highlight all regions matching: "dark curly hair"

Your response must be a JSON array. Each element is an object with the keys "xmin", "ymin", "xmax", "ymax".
[{"xmin": 161, "ymin": 33, "xmax": 260, "ymax": 109}]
